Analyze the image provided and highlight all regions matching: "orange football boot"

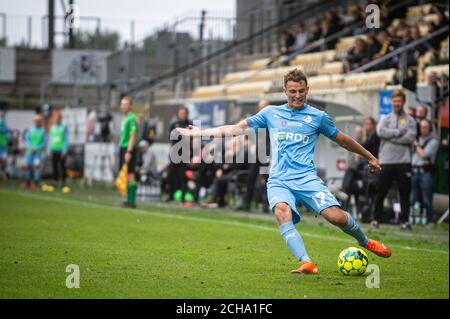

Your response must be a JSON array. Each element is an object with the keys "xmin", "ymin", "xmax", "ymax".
[
  {"xmin": 362, "ymin": 239, "xmax": 392, "ymax": 258},
  {"xmin": 291, "ymin": 261, "xmax": 319, "ymax": 274}
]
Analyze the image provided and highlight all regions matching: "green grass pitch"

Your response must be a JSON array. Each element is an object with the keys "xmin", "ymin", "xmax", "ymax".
[{"xmin": 0, "ymin": 185, "xmax": 448, "ymax": 298}]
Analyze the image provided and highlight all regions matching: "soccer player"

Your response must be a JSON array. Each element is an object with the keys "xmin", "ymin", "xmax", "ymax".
[
  {"xmin": 23, "ymin": 114, "xmax": 46, "ymax": 189},
  {"xmin": 175, "ymin": 69, "xmax": 391, "ymax": 274},
  {"xmin": 48, "ymin": 112, "xmax": 69, "ymax": 189},
  {"xmin": 118, "ymin": 96, "xmax": 138, "ymax": 208}
]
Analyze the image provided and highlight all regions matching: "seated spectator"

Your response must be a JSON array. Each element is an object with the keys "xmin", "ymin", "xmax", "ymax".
[
  {"xmin": 319, "ymin": 19, "xmax": 338, "ymax": 50},
  {"xmin": 411, "ymin": 119, "xmax": 440, "ymax": 223},
  {"xmin": 365, "ymin": 33, "xmax": 381, "ymax": 59},
  {"xmin": 281, "ymin": 30, "xmax": 296, "ymax": 55},
  {"xmin": 324, "ymin": 9, "xmax": 343, "ymax": 33},
  {"xmin": 425, "ymin": 22, "xmax": 442, "ymax": 51},
  {"xmin": 137, "ymin": 140, "xmax": 158, "ymax": 183},
  {"xmin": 206, "ymin": 136, "xmax": 250, "ymax": 208},
  {"xmin": 433, "ymin": 9, "xmax": 449, "ymax": 43},
  {"xmin": 410, "ymin": 26, "xmax": 433, "ymax": 58},
  {"xmin": 343, "ymin": 5, "xmax": 363, "ymax": 27},
  {"xmin": 345, "ymin": 38, "xmax": 370, "ymax": 72},
  {"xmin": 309, "ymin": 20, "xmax": 322, "ymax": 43},
  {"xmin": 294, "ymin": 23, "xmax": 309, "ymax": 51},
  {"xmin": 268, "ymin": 30, "xmax": 296, "ymax": 66},
  {"xmin": 372, "ymin": 31, "xmax": 399, "ymax": 69}
]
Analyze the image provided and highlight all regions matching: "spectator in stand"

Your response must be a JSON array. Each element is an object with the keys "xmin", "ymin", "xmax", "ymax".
[
  {"xmin": 397, "ymin": 28, "xmax": 420, "ymax": 67},
  {"xmin": 268, "ymin": 30, "xmax": 296, "ymax": 65},
  {"xmin": 345, "ymin": 38, "xmax": 370, "ymax": 72},
  {"xmin": 319, "ymin": 19, "xmax": 337, "ymax": 50},
  {"xmin": 324, "ymin": 9, "xmax": 343, "ymax": 33},
  {"xmin": 372, "ymin": 31, "xmax": 398, "ymax": 69},
  {"xmin": 281, "ymin": 30, "xmax": 296, "ymax": 55},
  {"xmin": 411, "ymin": 119, "xmax": 439, "ymax": 223},
  {"xmin": 425, "ymin": 22, "xmax": 442, "ymax": 51},
  {"xmin": 372, "ymin": 90, "xmax": 417, "ymax": 230},
  {"xmin": 410, "ymin": 26, "xmax": 433, "ymax": 58},
  {"xmin": 366, "ymin": 33, "xmax": 381, "ymax": 59},
  {"xmin": 309, "ymin": 20, "xmax": 322, "ymax": 43},
  {"xmin": 294, "ymin": 23, "xmax": 309, "ymax": 51},
  {"xmin": 433, "ymin": 9, "xmax": 449, "ymax": 43},
  {"xmin": 343, "ymin": 5, "xmax": 364, "ymax": 28}
]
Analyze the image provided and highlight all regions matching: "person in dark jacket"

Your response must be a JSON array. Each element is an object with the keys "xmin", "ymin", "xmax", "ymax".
[{"xmin": 167, "ymin": 106, "xmax": 193, "ymax": 202}]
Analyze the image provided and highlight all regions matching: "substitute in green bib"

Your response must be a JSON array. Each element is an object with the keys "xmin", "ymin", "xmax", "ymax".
[
  {"xmin": 48, "ymin": 112, "xmax": 69, "ymax": 189},
  {"xmin": 22, "ymin": 114, "xmax": 46, "ymax": 189},
  {"xmin": 119, "ymin": 96, "xmax": 138, "ymax": 208}
]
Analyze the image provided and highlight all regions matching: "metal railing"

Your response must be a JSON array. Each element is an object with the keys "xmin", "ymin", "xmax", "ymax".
[{"xmin": 125, "ymin": 0, "xmax": 356, "ymax": 96}]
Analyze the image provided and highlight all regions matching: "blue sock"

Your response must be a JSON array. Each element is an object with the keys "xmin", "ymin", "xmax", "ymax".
[
  {"xmin": 341, "ymin": 212, "xmax": 368, "ymax": 246},
  {"xmin": 279, "ymin": 221, "xmax": 312, "ymax": 262}
]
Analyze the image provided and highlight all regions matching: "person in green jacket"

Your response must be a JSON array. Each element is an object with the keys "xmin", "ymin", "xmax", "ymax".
[
  {"xmin": 48, "ymin": 112, "xmax": 69, "ymax": 189},
  {"xmin": 22, "ymin": 114, "xmax": 46, "ymax": 189},
  {"xmin": 118, "ymin": 96, "xmax": 138, "ymax": 208}
]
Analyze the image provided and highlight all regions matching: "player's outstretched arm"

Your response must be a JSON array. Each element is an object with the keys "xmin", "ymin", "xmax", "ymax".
[
  {"xmin": 333, "ymin": 131, "xmax": 381, "ymax": 172},
  {"xmin": 174, "ymin": 119, "xmax": 251, "ymax": 138}
]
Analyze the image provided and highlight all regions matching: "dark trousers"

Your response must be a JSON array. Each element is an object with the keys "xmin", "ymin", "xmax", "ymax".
[
  {"xmin": 373, "ymin": 163, "xmax": 411, "ymax": 223},
  {"xmin": 214, "ymin": 175, "xmax": 230, "ymax": 207},
  {"xmin": 167, "ymin": 162, "xmax": 187, "ymax": 201},
  {"xmin": 51, "ymin": 151, "xmax": 66, "ymax": 182}
]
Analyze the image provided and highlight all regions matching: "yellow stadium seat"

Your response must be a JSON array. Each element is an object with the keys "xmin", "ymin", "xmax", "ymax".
[
  {"xmin": 226, "ymin": 80, "xmax": 272, "ymax": 96},
  {"xmin": 248, "ymin": 58, "xmax": 272, "ymax": 70},
  {"xmin": 289, "ymin": 50, "xmax": 336, "ymax": 74},
  {"xmin": 191, "ymin": 84, "xmax": 227, "ymax": 98},
  {"xmin": 317, "ymin": 62, "xmax": 344, "ymax": 75}
]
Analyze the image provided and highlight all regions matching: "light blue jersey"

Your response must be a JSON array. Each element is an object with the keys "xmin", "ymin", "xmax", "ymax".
[{"xmin": 246, "ymin": 103, "xmax": 341, "ymax": 223}]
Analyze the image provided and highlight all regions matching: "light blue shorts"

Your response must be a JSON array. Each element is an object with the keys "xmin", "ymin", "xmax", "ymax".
[
  {"xmin": 25, "ymin": 152, "xmax": 42, "ymax": 167},
  {"xmin": 267, "ymin": 174, "xmax": 341, "ymax": 224}
]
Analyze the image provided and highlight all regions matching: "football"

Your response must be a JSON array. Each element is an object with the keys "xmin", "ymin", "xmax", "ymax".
[{"xmin": 338, "ymin": 247, "xmax": 369, "ymax": 276}]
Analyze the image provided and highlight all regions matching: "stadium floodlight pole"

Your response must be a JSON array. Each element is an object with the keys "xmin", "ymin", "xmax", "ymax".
[
  {"xmin": 48, "ymin": 0, "xmax": 55, "ymax": 49},
  {"xmin": 350, "ymin": 25, "xmax": 449, "ymax": 74}
]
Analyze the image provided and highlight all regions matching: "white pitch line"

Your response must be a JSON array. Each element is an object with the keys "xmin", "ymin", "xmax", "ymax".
[{"xmin": 4, "ymin": 189, "xmax": 449, "ymax": 255}]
